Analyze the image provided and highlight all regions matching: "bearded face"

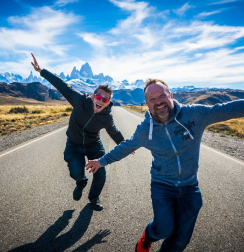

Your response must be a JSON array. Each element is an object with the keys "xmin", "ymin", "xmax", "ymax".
[{"xmin": 145, "ymin": 83, "xmax": 174, "ymax": 123}]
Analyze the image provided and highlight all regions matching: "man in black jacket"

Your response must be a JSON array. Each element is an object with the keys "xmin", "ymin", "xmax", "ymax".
[{"xmin": 31, "ymin": 53, "xmax": 125, "ymax": 211}]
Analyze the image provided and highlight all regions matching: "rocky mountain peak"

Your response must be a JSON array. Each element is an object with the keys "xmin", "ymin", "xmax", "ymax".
[
  {"xmin": 59, "ymin": 72, "xmax": 65, "ymax": 80},
  {"xmin": 70, "ymin": 67, "xmax": 79, "ymax": 79},
  {"xmin": 80, "ymin": 62, "xmax": 93, "ymax": 78}
]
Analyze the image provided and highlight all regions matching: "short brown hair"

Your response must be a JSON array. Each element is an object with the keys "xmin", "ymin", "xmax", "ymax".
[
  {"xmin": 94, "ymin": 84, "xmax": 113, "ymax": 99},
  {"xmin": 144, "ymin": 78, "xmax": 170, "ymax": 93}
]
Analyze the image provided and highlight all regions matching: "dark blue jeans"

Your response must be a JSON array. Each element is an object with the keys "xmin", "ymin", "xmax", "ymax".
[
  {"xmin": 63, "ymin": 139, "xmax": 106, "ymax": 202},
  {"xmin": 146, "ymin": 182, "xmax": 203, "ymax": 252}
]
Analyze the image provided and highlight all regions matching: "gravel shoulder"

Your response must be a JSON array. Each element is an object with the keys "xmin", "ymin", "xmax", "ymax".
[
  {"xmin": 1, "ymin": 109, "xmax": 244, "ymax": 162},
  {"xmin": 0, "ymin": 118, "xmax": 69, "ymax": 152}
]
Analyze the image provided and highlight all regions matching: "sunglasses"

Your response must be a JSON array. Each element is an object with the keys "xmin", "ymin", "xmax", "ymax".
[{"xmin": 94, "ymin": 94, "xmax": 109, "ymax": 103}]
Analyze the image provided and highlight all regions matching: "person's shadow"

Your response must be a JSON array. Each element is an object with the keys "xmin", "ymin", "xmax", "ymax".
[{"xmin": 9, "ymin": 203, "xmax": 111, "ymax": 252}]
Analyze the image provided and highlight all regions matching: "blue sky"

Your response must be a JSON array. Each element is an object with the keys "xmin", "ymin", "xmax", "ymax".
[{"xmin": 1, "ymin": 0, "xmax": 244, "ymax": 89}]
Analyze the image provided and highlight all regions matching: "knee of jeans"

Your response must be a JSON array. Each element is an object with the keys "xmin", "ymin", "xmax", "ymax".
[
  {"xmin": 69, "ymin": 169, "xmax": 83, "ymax": 180},
  {"xmin": 150, "ymin": 222, "xmax": 174, "ymax": 240},
  {"xmin": 68, "ymin": 163, "xmax": 84, "ymax": 180},
  {"xmin": 94, "ymin": 167, "xmax": 106, "ymax": 180},
  {"xmin": 174, "ymin": 238, "xmax": 190, "ymax": 251}
]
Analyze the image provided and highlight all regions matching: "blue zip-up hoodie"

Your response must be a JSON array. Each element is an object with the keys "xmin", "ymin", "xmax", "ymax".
[{"xmin": 99, "ymin": 99, "xmax": 244, "ymax": 187}]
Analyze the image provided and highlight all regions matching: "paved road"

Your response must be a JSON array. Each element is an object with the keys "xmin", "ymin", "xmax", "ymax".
[{"xmin": 0, "ymin": 107, "xmax": 243, "ymax": 252}]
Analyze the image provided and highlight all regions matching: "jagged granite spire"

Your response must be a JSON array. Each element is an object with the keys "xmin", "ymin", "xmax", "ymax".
[
  {"xmin": 80, "ymin": 62, "xmax": 93, "ymax": 78},
  {"xmin": 59, "ymin": 72, "xmax": 65, "ymax": 80},
  {"xmin": 70, "ymin": 67, "xmax": 79, "ymax": 79}
]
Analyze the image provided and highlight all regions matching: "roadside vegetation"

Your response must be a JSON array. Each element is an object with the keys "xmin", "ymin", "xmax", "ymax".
[
  {"xmin": 0, "ymin": 105, "xmax": 72, "ymax": 136},
  {"xmin": 124, "ymin": 105, "xmax": 148, "ymax": 114},
  {"xmin": 124, "ymin": 105, "xmax": 244, "ymax": 139}
]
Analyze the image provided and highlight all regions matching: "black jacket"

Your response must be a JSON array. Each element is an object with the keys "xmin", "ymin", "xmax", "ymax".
[{"xmin": 40, "ymin": 69, "xmax": 124, "ymax": 146}]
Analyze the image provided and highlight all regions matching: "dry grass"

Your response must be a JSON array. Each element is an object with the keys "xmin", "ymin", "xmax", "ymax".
[
  {"xmin": 0, "ymin": 94, "xmax": 69, "ymax": 106},
  {"xmin": 0, "ymin": 105, "xmax": 72, "ymax": 136},
  {"xmin": 206, "ymin": 118, "xmax": 244, "ymax": 139},
  {"xmin": 124, "ymin": 105, "xmax": 148, "ymax": 113},
  {"xmin": 124, "ymin": 105, "xmax": 244, "ymax": 139}
]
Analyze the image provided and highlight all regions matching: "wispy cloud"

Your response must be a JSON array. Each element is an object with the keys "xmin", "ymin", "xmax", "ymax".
[
  {"xmin": 109, "ymin": 0, "xmax": 153, "ymax": 34},
  {"xmin": 0, "ymin": 7, "xmax": 80, "ymax": 76},
  {"xmin": 54, "ymin": 0, "xmax": 79, "ymax": 7},
  {"xmin": 209, "ymin": 0, "xmax": 239, "ymax": 5},
  {"xmin": 0, "ymin": 7, "xmax": 79, "ymax": 53},
  {"xmin": 77, "ymin": 33, "xmax": 106, "ymax": 48},
  {"xmin": 173, "ymin": 2, "xmax": 195, "ymax": 17},
  {"xmin": 196, "ymin": 10, "xmax": 222, "ymax": 18},
  {"xmin": 60, "ymin": 0, "xmax": 244, "ymax": 87},
  {"xmin": 86, "ymin": 14, "xmax": 244, "ymax": 87}
]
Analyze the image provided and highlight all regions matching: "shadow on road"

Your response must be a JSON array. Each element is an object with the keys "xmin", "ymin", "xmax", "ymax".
[{"xmin": 9, "ymin": 203, "xmax": 111, "ymax": 252}]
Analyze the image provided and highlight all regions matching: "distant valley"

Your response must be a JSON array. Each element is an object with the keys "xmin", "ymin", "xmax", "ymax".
[{"xmin": 1, "ymin": 81, "xmax": 244, "ymax": 106}]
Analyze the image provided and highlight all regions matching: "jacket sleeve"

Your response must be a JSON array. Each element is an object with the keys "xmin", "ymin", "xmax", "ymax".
[
  {"xmin": 40, "ymin": 69, "xmax": 84, "ymax": 107},
  {"xmin": 104, "ymin": 114, "xmax": 125, "ymax": 144},
  {"xmin": 99, "ymin": 124, "xmax": 144, "ymax": 166},
  {"xmin": 201, "ymin": 99, "xmax": 244, "ymax": 128}
]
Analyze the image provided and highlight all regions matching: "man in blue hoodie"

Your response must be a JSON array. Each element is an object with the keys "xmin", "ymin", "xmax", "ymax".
[{"xmin": 86, "ymin": 78, "xmax": 244, "ymax": 251}]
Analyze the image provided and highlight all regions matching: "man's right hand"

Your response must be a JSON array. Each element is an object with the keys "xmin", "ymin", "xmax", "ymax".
[
  {"xmin": 85, "ymin": 159, "xmax": 102, "ymax": 174},
  {"xmin": 31, "ymin": 53, "xmax": 42, "ymax": 73}
]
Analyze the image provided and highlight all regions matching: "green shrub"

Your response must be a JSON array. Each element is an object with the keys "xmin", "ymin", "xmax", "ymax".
[
  {"xmin": 50, "ymin": 109, "xmax": 57, "ymax": 114},
  {"xmin": 65, "ymin": 107, "xmax": 73, "ymax": 112},
  {"xmin": 8, "ymin": 106, "xmax": 29, "ymax": 114},
  {"xmin": 32, "ymin": 110, "xmax": 43, "ymax": 114}
]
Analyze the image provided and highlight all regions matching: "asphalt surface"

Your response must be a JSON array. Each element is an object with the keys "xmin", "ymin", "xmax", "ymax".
[{"xmin": 0, "ymin": 107, "xmax": 243, "ymax": 252}]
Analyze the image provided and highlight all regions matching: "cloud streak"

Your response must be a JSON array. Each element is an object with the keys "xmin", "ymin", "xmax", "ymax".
[
  {"xmin": 0, "ymin": 7, "xmax": 79, "ymax": 52},
  {"xmin": 54, "ymin": 0, "xmax": 79, "ymax": 7},
  {"xmin": 173, "ymin": 2, "xmax": 195, "ymax": 17},
  {"xmin": 209, "ymin": 0, "xmax": 239, "ymax": 5}
]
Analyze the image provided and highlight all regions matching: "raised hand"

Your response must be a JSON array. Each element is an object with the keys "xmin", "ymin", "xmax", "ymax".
[
  {"xmin": 31, "ymin": 53, "xmax": 42, "ymax": 73},
  {"xmin": 85, "ymin": 159, "xmax": 102, "ymax": 173}
]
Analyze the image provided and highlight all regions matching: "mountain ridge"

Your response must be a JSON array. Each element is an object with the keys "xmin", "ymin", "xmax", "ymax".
[
  {"xmin": 1, "ymin": 62, "xmax": 231, "ymax": 93},
  {"xmin": 1, "ymin": 81, "xmax": 244, "ymax": 106}
]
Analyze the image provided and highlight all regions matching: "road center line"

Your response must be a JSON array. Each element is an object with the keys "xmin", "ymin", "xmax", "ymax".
[
  {"xmin": 201, "ymin": 143, "xmax": 244, "ymax": 166},
  {"xmin": 0, "ymin": 126, "xmax": 67, "ymax": 158}
]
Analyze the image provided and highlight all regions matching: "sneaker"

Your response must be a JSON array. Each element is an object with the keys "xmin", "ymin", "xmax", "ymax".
[
  {"xmin": 90, "ymin": 199, "xmax": 104, "ymax": 211},
  {"xmin": 73, "ymin": 185, "xmax": 83, "ymax": 201},
  {"xmin": 135, "ymin": 230, "xmax": 152, "ymax": 252}
]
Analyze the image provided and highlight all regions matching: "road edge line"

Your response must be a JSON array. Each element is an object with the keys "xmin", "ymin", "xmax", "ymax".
[
  {"xmin": 0, "ymin": 126, "xmax": 67, "ymax": 158},
  {"xmin": 201, "ymin": 143, "xmax": 244, "ymax": 166}
]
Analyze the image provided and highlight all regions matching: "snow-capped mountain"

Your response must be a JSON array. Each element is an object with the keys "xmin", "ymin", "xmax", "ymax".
[
  {"xmin": 66, "ymin": 78, "xmax": 96, "ymax": 93},
  {"xmin": 0, "ymin": 63, "xmax": 139, "ymax": 92},
  {"xmin": 0, "ymin": 63, "xmax": 220, "ymax": 93},
  {"xmin": 0, "ymin": 71, "xmax": 43, "ymax": 84},
  {"xmin": 170, "ymin": 85, "xmax": 211, "ymax": 93}
]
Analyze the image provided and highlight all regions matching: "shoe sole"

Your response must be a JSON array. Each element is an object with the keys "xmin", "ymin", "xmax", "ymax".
[
  {"xmin": 135, "ymin": 242, "xmax": 138, "ymax": 252},
  {"xmin": 90, "ymin": 203, "xmax": 103, "ymax": 211}
]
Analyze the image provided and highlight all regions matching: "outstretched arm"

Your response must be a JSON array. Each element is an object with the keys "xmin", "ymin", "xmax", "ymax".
[
  {"xmin": 86, "ymin": 159, "xmax": 102, "ymax": 174},
  {"xmin": 30, "ymin": 53, "xmax": 84, "ymax": 106},
  {"xmin": 31, "ymin": 53, "xmax": 42, "ymax": 73},
  {"xmin": 87, "ymin": 124, "xmax": 145, "ymax": 174}
]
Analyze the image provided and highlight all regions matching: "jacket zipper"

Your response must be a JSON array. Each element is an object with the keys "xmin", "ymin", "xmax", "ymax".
[
  {"xmin": 163, "ymin": 124, "xmax": 182, "ymax": 183},
  {"xmin": 82, "ymin": 114, "xmax": 95, "ymax": 146}
]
